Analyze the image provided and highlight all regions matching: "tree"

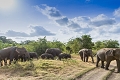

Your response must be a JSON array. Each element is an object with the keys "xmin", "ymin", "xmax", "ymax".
[
  {"xmin": 94, "ymin": 39, "xmax": 119, "ymax": 50},
  {"xmin": 81, "ymin": 35, "xmax": 93, "ymax": 49},
  {"xmin": 48, "ymin": 40, "xmax": 65, "ymax": 51},
  {"xmin": 66, "ymin": 46, "xmax": 72, "ymax": 54},
  {"xmin": 103, "ymin": 39, "xmax": 119, "ymax": 48},
  {"xmin": 67, "ymin": 37, "xmax": 82, "ymax": 54},
  {"xmin": 93, "ymin": 41, "xmax": 106, "ymax": 50}
]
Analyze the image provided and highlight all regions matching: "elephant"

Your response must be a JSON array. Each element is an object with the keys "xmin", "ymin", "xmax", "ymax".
[
  {"xmin": 29, "ymin": 52, "xmax": 38, "ymax": 59},
  {"xmin": 18, "ymin": 52, "xmax": 38, "ymax": 61},
  {"xmin": 96, "ymin": 48, "xmax": 120, "ymax": 72},
  {"xmin": 45, "ymin": 48, "xmax": 62, "ymax": 57},
  {"xmin": 18, "ymin": 54, "xmax": 26, "ymax": 62},
  {"xmin": 0, "ymin": 46, "xmax": 30, "ymax": 66},
  {"xmin": 78, "ymin": 48, "xmax": 94, "ymax": 63},
  {"xmin": 40, "ymin": 53, "xmax": 54, "ymax": 60},
  {"xmin": 58, "ymin": 53, "xmax": 71, "ymax": 60}
]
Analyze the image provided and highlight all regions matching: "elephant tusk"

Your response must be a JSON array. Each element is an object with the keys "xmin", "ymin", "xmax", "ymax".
[{"xmin": 16, "ymin": 49, "xmax": 20, "ymax": 53}]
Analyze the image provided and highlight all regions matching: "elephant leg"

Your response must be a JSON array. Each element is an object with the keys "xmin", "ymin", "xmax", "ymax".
[
  {"xmin": 80, "ymin": 56, "xmax": 83, "ymax": 61},
  {"xmin": 101, "ymin": 61, "xmax": 104, "ymax": 68},
  {"xmin": 83, "ymin": 57, "xmax": 85, "ymax": 62},
  {"xmin": 86, "ymin": 56, "xmax": 88, "ymax": 62},
  {"xmin": 0, "ymin": 60, "xmax": 3, "ymax": 66},
  {"xmin": 116, "ymin": 60, "xmax": 120, "ymax": 73},
  {"xmin": 91, "ymin": 56, "xmax": 94, "ymax": 63},
  {"xmin": 9, "ymin": 56, "xmax": 14, "ymax": 65},
  {"xmin": 4, "ymin": 59, "xmax": 7, "ymax": 65},
  {"xmin": 83, "ymin": 53, "xmax": 85, "ymax": 62},
  {"xmin": 96, "ymin": 55, "xmax": 100, "ymax": 67},
  {"xmin": 21, "ymin": 57, "xmax": 24, "ymax": 62},
  {"xmin": 105, "ymin": 60, "xmax": 111, "ymax": 70}
]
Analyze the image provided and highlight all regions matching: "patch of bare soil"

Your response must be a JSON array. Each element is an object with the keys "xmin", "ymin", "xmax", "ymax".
[
  {"xmin": 107, "ymin": 68, "xmax": 120, "ymax": 80},
  {"xmin": 0, "ymin": 70, "xmax": 40, "ymax": 80},
  {"xmin": 75, "ymin": 61, "xmax": 118, "ymax": 80}
]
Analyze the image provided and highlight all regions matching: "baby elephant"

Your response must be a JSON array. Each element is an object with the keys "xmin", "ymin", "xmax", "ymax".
[
  {"xmin": 58, "ymin": 53, "xmax": 71, "ymax": 60},
  {"xmin": 29, "ymin": 52, "xmax": 38, "ymax": 60},
  {"xmin": 41, "ymin": 53, "xmax": 54, "ymax": 60}
]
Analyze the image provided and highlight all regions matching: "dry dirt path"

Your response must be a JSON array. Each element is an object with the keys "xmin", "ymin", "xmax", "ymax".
[{"xmin": 75, "ymin": 61, "xmax": 120, "ymax": 80}]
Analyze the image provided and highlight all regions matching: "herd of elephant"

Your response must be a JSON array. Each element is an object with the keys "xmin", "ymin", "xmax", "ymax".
[
  {"xmin": 79, "ymin": 48, "xmax": 120, "ymax": 73},
  {"xmin": 0, "ymin": 46, "xmax": 71, "ymax": 66},
  {"xmin": 0, "ymin": 46, "xmax": 120, "ymax": 73}
]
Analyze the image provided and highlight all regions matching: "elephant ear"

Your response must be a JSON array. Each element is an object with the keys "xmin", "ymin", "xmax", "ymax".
[
  {"xmin": 105, "ymin": 49, "xmax": 115, "ymax": 56},
  {"xmin": 105, "ymin": 49, "xmax": 113, "ymax": 56}
]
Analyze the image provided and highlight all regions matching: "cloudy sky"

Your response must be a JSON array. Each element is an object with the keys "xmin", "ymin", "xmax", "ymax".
[{"xmin": 0, "ymin": 0, "xmax": 120, "ymax": 43}]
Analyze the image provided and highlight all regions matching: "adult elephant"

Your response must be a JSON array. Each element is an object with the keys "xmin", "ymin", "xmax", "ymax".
[
  {"xmin": 96, "ymin": 48, "xmax": 120, "ymax": 73},
  {"xmin": 0, "ymin": 46, "xmax": 30, "ymax": 66},
  {"xmin": 45, "ymin": 48, "xmax": 62, "ymax": 57},
  {"xmin": 41, "ymin": 53, "xmax": 54, "ymax": 60},
  {"xmin": 58, "ymin": 53, "xmax": 71, "ymax": 60},
  {"xmin": 78, "ymin": 48, "xmax": 94, "ymax": 63}
]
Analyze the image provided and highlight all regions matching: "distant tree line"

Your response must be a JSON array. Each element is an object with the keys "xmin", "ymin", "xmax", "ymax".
[{"xmin": 0, "ymin": 35, "xmax": 119, "ymax": 55}]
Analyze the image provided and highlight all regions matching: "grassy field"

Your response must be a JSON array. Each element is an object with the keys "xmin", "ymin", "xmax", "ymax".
[{"xmin": 0, "ymin": 54, "xmax": 96, "ymax": 80}]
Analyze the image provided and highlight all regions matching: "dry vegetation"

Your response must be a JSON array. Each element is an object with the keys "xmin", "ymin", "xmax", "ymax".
[{"xmin": 0, "ymin": 54, "xmax": 96, "ymax": 80}]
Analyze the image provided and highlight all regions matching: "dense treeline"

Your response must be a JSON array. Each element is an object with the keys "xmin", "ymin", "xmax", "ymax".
[{"xmin": 0, "ymin": 35, "xmax": 119, "ymax": 55}]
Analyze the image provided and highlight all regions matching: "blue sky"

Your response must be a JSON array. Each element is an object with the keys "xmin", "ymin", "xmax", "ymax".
[{"xmin": 0, "ymin": 0, "xmax": 120, "ymax": 43}]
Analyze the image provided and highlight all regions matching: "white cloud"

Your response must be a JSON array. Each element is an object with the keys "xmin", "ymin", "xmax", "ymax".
[
  {"xmin": 35, "ymin": 4, "xmax": 62, "ymax": 19},
  {"xmin": 113, "ymin": 7, "xmax": 120, "ymax": 17},
  {"xmin": 0, "ymin": 25, "xmax": 55, "ymax": 37},
  {"xmin": 29, "ymin": 25, "xmax": 55, "ymax": 36},
  {"xmin": 33, "ymin": 5, "xmax": 120, "ymax": 43},
  {"xmin": 91, "ymin": 14, "xmax": 116, "ymax": 27},
  {"xmin": 6, "ymin": 30, "xmax": 29, "ymax": 37},
  {"xmin": 55, "ymin": 17, "xmax": 69, "ymax": 26},
  {"xmin": 108, "ymin": 23, "xmax": 120, "ymax": 33}
]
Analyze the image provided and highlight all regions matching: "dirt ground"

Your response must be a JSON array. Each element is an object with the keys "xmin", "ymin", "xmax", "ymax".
[{"xmin": 76, "ymin": 60, "xmax": 120, "ymax": 80}]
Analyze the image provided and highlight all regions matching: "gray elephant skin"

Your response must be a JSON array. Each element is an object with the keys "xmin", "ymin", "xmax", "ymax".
[
  {"xmin": 0, "ymin": 46, "xmax": 30, "ymax": 66},
  {"xmin": 18, "ymin": 52, "xmax": 38, "ymax": 61},
  {"xmin": 58, "ymin": 53, "xmax": 71, "ymax": 60},
  {"xmin": 78, "ymin": 49, "xmax": 94, "ymax": 63},
  {"xmin": 45, "ymin": 48, "xmax": 62, "ymax": 57},
  {"xmin": 96, "ymin": 48, "xmax": 120, "ymax": 72},
  {"xmin": 29, "ymin": 52, "xmax": 38, "ymax": 59},
  {"xmin": 41, "ymin": 53, "xmax": 54, "ymax": 60}
]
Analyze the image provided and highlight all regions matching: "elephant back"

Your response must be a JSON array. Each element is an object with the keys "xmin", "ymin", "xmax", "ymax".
[
  {"xmin": 41, "ymin": 53, "xmax": 54, "ymax": 59},
  {"xmin": 29, "ymin": 52, "xmax": 38, "ymax": 59},
  {"xmin": 45, "ymin": 48, "xmax": 62, "ymax": 57},
  {"xmin": 96, "ymin": 48, "xmax": 109, "ymax": 61},
  {"xmin": 58, "ymin": 53, "xmax": 71, "ymax": 60}
]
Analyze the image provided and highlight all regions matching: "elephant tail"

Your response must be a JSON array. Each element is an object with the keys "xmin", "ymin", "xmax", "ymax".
[{"xmin": 96, "ymin": 55, "xmax": 100, "ymax": 61}]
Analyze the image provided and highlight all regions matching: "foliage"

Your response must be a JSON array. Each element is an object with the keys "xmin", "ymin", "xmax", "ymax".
[
  {"xmin": 66, "ymin": 35, "xmax": 93, "ymax": 53},
  {"xmin": 0, "ymin": 35, "xmax": 119, "ymax": 55},
  {"xmin": 93, "ymin": 39, "xmax": 119, "ymax": 50},
  {"xmin": 31, "ymin": 37, "xmax": 49, "ymax": 56},
  {"xmin": 0, "ymin": 36, "xmax": 16, "ymax": 44},
  {"xmin": 80, "ymin": 35, "xmax": 93, "ymax": 49},
  {"xmin": 47, "ymin": 40, "xmax": 65, "ymax": 51},
  {"xmin": 67, "ymin": 37, "xmax": 82, "ymax": 54},
  {"xmin": 103, "ymin": 39, "xmax": 119, "ymax": 48},
  {"xmin": 66, "ymin": 46, "xmax": 72, "ymax": 54}
]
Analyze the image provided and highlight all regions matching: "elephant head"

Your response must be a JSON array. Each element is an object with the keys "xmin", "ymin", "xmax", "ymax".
[
  {"xmin": 79, "ymin": 48, "xmax": 94, "ymax": 63},
  {"xmin": 105, "ymin": 49, "xmax": 120, "ymax": 60},
  {"xmin": 15, "ymin": 47, "xmax": 30, "ymax": 59}
]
